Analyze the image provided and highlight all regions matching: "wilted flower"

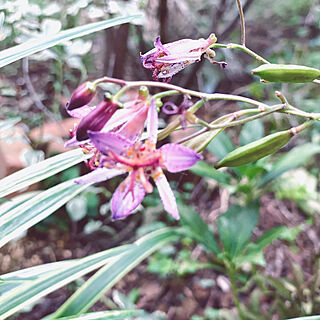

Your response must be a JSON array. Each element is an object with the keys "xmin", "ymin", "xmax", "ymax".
[
  {"xmin": 66, "ymin": 81, "xmax": 96, "ymax": 111},
  {"xmin": 162, "ymin": 96, "xmax": 193, "ymax": 129},
  {"xmin": 75, "ymin": 100, "xmax": 202, "ymax": 220},
  {"xmin": 141, "ymin": 34, "xmax": 226, "ymax": 82}
]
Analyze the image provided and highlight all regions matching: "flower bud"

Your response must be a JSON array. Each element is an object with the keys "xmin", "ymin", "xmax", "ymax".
[
  {"xmin": 66, "ymin": 81, "xmax": 96, "ymax": 110},
  {"xmin": 76, "ymin": 97, "xmax": 119, "ymax": 141},
  {"xmin": 252, "ymin": 64, "xmax": 320, "ymax": 83},
  {"xmin": 216, "ymin": 129, "xmax": 293, "ymax": 168},
  {"xmin": 138, "ymin": 86, "xmax": 149, "ymax": 100}
]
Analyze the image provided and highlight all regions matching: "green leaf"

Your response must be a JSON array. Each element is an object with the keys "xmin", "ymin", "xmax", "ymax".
[
  {"xmin": 189, "ymin": 161, "xmax": 231, "ymax": 184},
  {"xmin": 48, "ymin": 228, "xmax": 179, "ymax": 318},
  {"xmin": 260, "ymin": 143, "xmax": 320, "ymax": 186},
  {"xmin": 0, "ymin": 15, "xmax": 142, "ymax": 68},
  {"xmin": 0, "ymin": 245, "xmax": 130, "ymax": 320},
  {"xmin": 52, "ymin": 310, "xmax": 145, "ymax": 320},
  {"xmin": 0, "ymin": 260, "xmax": 77, "ymax": 299},
  {"xmin": 235, "ymin": 225, "xmax": 302, "ymax": 266},
  {"xmin": 206, "ymin": 131, "xmax": 235, "ymax": 160},
  {"xmin": 0, "ymin": 149, "xmax": 91, "ymax": 198},
  {"xmin": 217, "ymin": 203, "xmax": 260, "ymax": 258},
  {"xmin": 285, "ymin": 316, "xmax": 320, "ymax": 320},
  {"xmin": 0, "ymin": 179, "xmax": 89, "ymax": 248},
  {"xmin": 177, "ymin": 200, "xmax": 220, "ymax": 254},
  {"xmin": 240, "ymin": 119, "xmax": 264, "ymax": 146},
  {"xmin": 0, "ymin": 118, "xmax": 21, "ymax": 132}
]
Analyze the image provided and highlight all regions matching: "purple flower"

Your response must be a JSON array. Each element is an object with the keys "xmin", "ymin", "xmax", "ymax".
[
  {"xmin": 141, "ymin": 34, "xmax": 226, "ymax": 82},
  {"xmin": 75, "ymin": 100, "xmax": 202, "ymax": 220},
  {"xmin": 66, "ymin": 81, "xmax": 96, "ymax": 111},
  {"xmin": 65, "ymin": 97, "xmax": 119, "ymax": 147}
]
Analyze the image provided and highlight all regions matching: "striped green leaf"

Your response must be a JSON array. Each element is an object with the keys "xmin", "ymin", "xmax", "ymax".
[
  {"xmin": 0, "ymin": 15, "xmax": 141, "ymax": 68},
  {"xmin": 0, "ymin": 179, "xmax": 89, "ymax": 248},
  {"xmin": 52, "ymin": 310, "xmax": 145, "ymax": 320},
  {"xmin": 0, "ymin": 149, "xmax": 91, "ymax": 198},
  {"xmin": 0, "ymin": 245, "xmax": 130, "ymax": 320},
  {"xmin": 49, "ymin": 228, "xmax": 179, "ymax": 318}
]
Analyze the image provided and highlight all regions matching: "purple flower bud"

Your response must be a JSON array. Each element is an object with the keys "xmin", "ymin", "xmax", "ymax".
[
  {"xmin": 66, "ymin": 81, "xmax": 96, "ymax": 111},
  {"xmin": 76, "ymin": 98, "xmax": 119, "ymax": 141}
]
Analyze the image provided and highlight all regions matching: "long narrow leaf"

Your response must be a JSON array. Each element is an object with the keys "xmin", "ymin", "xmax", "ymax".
[
  {"xmin": 49, "ymin": 228, "xmax": 179, "ymax": 318},
  {"xmin": 0, "ymin": 245, "xmax": 131, "ymax": 320},
  {"xmin": 52, "ymin": 310, "xmax": 145, "ymax": 320},
  {"xmin": 0, "ymin": 149, "xmax": 91, "ymax": 198},
  {"xmin": 0, "ymin": 15, "xmax": 141, "ymax": 68},
  {"xmin": 0, "ymin": 179, "xmax": 89, "ymax": 248},
  {"xmin": 0, "ymin": 260, "xmax": 76, "ymax": 299}
]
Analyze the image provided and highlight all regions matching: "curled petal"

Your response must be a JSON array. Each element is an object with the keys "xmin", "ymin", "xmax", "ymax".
[
  {"xmin": 160, "ymin": 143, "xmax": 202, "ymax": 172},
  {"xmin": 67, "ymin": 105, "xmax": 95, "ymax": 119},
  {"xmin": 111, "ymin": 180, "xmax": 146, "ymax": 220},
  {"xmin": 88, "ymin": 131, "xmax": 134, "ymax": 155},
  {"xmin": 147, "ymin": 99, "xmax": 158, "ymax": 145},
  {"xmin": 154, "ymin": 36, "xmax": 170, "ymax": 54},
  {"xmin": 75, "ymin": 167, "xmax": 125, "ymax": 184},
  {"xmin": 153, "ymin": 169, "xmax": 179, "ymax": 220}
]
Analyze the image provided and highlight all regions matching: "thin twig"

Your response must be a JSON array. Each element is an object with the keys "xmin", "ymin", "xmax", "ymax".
[{"xmin": 236, "ymin": 0, "xmax": 246, "ymax": 46}]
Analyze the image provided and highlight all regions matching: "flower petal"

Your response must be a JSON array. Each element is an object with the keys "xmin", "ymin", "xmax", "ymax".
[
  {"xmin": 67, "ymin": 105, "xmax": 95, "ymax": 119},
  {"xmin": 160, "ymin": 143, "xmax": 202, "ymax": 172},
  {"xmin": 154, "ymin": 36, "xmax": 170, "ymax": 54},
  {"xmin": 153, "ymin": 169, "xmax": 179, "ymax": 220},
  {"xmin": 111, "ymin": 180, "xmax": 146, "ymax": 220},
  {"xmin": 147, "ymin": 99, "xmax": 158, "ymax": 145},
  {"xmin": 88, "ymin": 131, "xmax": 134, "ymax": 155},
  {"xmin": 64, "ymin": 136, "xmax": 90, "ymax": 148},
  {"xmin": 75, "ymin": 167, "xmax": 125, "ymax": 184}
]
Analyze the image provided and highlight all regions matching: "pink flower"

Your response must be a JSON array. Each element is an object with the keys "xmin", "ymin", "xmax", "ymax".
[
  {"xmin": 75, "ymin": 100, "xmax": 202, "ymax": 220},
  {"xmin": 141, "ymin": 34, "xmax": 226, "ymax": 82}
]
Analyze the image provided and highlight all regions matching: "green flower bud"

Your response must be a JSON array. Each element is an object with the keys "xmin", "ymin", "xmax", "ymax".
[
  {"xmin": 216, "ymin": 130, "xmax": 293, "ymax": 168},
  {"xmin": 252, "ymin": 64, "xmax": 320, "ymax": 83}
]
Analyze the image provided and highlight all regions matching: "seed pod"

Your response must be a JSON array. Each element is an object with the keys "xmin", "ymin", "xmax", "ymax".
[
  {"xmin": 251, "ymin": 64, "xmax": 320, "ymax": 83},
  {"xmin": 216, "ymin": 130, "xmax": 293, "ymax": 168}
]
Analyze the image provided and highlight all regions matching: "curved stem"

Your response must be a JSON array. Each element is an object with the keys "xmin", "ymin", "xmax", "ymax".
[
  {"xmin": 236, "ymin": 0, "xmax": 246, "ymax": 46},
  {"xmin": 210, "ymin": 43, "xmax": 270, "ymax": 64}
]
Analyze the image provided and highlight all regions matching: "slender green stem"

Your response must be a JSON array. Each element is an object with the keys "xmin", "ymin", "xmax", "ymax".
[
  {"xmin": 226, "ymin": 263, "xmax": 243, "ymax": 319},
  {"xmin": 205, "ymin": 105, "xmax": 283, "ymax": 130},
  {"xmin": 152, "ymin": 90, "xmax": 180, "ymax": 100},
  {"xmin": 94, "ymin": 76, "xmax": 267, "ymax": 108},
  {"xmin": 236, "ymin": 0, "xmax": 246, "ymax": 46},
  {"xmin": 210, "ymin": 43, "xmax": 270, "ymax": 64}
]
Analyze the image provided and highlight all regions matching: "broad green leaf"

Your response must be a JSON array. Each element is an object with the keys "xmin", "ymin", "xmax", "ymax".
[
  {"xmin": 178, "ymin": 200, "xmax": 220, "ymax": 254},
  {"xmin": 52, "ymin": 310, "xmax": 145, "ymax": 320},
  {"xmin": 240, "ymin": 119, "xmax": 264, "ymax": 146},
  {"xmin": 189, "ymin": 161, "xmax": 231, "ymax": 184},
  {"xmin": 217, "ymin": 203, "xmax": 260, "ymax": 258},
  {"xmin": 235, "ymin": 225, "xmax": 302, "ymax": 266},
  {"xmin": 0, "ymin": 15, "xmax": 141, "ymax": 68},
  {"xmin": 0, "ymin": 179, "xmax": 89, "ymax": 248},
  {"xmin": 260, "ymin": 143, "xmax": 320, "ymax": 186},
  {"xmin": 206, "ymin": 131, "xmax": 235, "ymax": 160},
  {"xmin": 0, "ymin": 245, "xmax": 130, "ymax": 320},
  {"xmin": 0, "ymin": 149, "xmax": 91, "ymax": 198},
  {"xmin": 49, "ymin": 228, "xmax": 179, "ymax": 318}
]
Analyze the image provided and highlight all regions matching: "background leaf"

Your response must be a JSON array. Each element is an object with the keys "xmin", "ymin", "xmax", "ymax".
[
  {"xmin": 217, "ymin": 202, "xmax": 260, "ymax": 258},
  {"xmin": 0, "ymin": 15, "xmax": 142, "ymax": 68}
]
